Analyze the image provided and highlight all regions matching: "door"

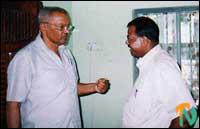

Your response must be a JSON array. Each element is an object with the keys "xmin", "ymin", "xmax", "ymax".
[{"xmin": 0, "ymin": 1, "xmax": 43, "ymax": 127}]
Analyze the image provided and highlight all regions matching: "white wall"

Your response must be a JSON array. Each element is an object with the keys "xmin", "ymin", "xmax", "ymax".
[{"xmin": 71, "ymin": 1, "xmax": 198, "ymax": 128}]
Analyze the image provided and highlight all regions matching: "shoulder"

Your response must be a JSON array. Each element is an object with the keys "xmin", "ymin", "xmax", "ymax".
[
  {"xmin": 149, "ymin": 51, "xmax": 181, "ymax": 80},
  {"xmin": 8, "ymin": 43, "xmax": 34, "ymax": 68},
  {"xmin": 154, "ymin": 50, "xmax": 180, "ymax": 70}
]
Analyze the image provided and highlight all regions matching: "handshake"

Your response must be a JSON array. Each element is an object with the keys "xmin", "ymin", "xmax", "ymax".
[{"xmin": 95, "ymin": 78, "xmax": 110, "ymax": 94}]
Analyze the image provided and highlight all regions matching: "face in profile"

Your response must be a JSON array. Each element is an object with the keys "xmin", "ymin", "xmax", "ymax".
[
  {"xmin": 126, "ymin": 26, "xmax": 146, "ymax": 58},
  {"xmin": 42, "ymin": 12, "xmax": 70, "ymax": 46}
]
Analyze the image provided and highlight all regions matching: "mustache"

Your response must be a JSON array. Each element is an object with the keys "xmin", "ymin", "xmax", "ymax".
[{"xmin": 62, "ymin": 35, "xmax": 68, "ymax": 38}]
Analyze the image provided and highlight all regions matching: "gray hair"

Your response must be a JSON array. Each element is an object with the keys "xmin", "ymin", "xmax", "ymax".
[{"xmin": 38, "ymin": 7, "xmax": 69, "ymax": 24}]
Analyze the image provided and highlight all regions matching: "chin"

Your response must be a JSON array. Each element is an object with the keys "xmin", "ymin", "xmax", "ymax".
[
  {"xmin": 130, "ymin": 51, "xmax": 139, "ymax": 58},
  {"xmin": 131, "ymin": 53, "xmax": 137, "ymax": 58},
  {"xmin": 59, "ymin": 41, "xmax": 66, "ymax": 45},
  {"xmin": 132, "ymin": 55, "xmax": 140, "ymax": 58}
]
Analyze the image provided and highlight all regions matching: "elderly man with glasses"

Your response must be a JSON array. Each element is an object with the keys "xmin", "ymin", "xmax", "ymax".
[{"xmin": 6, "ymin": 7, "xmax": 109, "ymax": 128}]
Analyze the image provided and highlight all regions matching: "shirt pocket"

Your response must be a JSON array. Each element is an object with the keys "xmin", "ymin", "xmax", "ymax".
[
  {"xmin": 32, "ymin": 67, "xmax": 65, "ymax": 91},
  {"xmin": 133, "ymin": 87, "xmax": 153, "ymax": 117}
]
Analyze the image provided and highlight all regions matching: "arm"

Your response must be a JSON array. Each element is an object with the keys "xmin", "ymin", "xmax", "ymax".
[
  {"xmin": 78, "ymin": 78, "xmax": 109, "ymax": 96},
  {"xmin": 78, "ymin": 83, "xmax": 97, "ymax": 96},
  {"xmin": 6, "ymin": 102, "xmax": 21, "ymax": 128},
  {"xmin": 156, "ymin": 63, "xmax": 197, "ymax": 128}
]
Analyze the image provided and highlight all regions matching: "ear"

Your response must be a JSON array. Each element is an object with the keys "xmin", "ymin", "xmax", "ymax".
[
  {"xmin": 140, "ymin": 36, "xmax": 147, "ymax": 47},
  {"xmin": 142, "ymin": 36, "xmax": 151, "ymax": 47}
]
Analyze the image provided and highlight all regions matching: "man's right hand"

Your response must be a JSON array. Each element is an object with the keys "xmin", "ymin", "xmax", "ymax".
[{"xmin": 96, "ymin": 78, "xmax": 109, "ymax": 94}]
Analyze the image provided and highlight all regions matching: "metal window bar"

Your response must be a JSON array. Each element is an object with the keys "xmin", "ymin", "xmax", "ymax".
[
  {"xmin": 133, "ymin": 6, "xmax": 199, "ymax": 105},
  {"xmin": 176, "ymin": 12, "xmax": 182, "ymax": 67}
]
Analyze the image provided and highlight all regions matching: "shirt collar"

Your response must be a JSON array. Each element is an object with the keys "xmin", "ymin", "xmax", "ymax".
[
  {"xmin": 136, "ymin": 44, "xmax": 162, "ymax": 70},
  {"xmin": 35, "ymin": 32, "xmax": 66, "ymax": 52}
]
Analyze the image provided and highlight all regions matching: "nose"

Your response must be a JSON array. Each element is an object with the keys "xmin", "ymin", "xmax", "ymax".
[
  {"xmin": 125, "ymin": 40, "xmax": 132, "ymax": 48},
  {"xmin": 125, "ymin": 40, "xmax": 129, "ymax": 45},
  {"xmin": 63, "ymin": 27, "xmax": 69, "ymax": 34}
]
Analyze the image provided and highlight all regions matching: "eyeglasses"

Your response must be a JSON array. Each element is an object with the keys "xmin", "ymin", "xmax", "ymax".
[{"xmin": 45, "ymin": 22, "xmax": 75, "ymax": 32}]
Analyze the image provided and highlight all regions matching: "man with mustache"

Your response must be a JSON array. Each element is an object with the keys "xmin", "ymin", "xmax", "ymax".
[
  {"xmin": 6, "ymin": 7, "xmax": 109, "ymax": 128},
  {"xmin": 122, "ymin": 16, "xmax": 197, "ymax": 128}
]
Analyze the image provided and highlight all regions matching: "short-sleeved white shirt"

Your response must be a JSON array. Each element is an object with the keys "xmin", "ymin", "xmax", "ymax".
[
  {"xmin": 122, "ymin": 45, "xmax": 196, "ymax": 128},
  {"xmin": 7, "ymin": 33, "xmax": 81, "ymax": 128}
]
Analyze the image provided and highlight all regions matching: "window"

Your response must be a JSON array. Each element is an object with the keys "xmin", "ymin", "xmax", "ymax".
[{"xmin": 133, "ymin": 6, "xmax": 199, "ymax": 105}]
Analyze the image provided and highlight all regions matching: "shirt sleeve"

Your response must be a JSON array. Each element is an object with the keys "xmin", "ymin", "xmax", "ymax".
[
  {"xmin": 66, "ymin": 49, "xmax": 80, "ymax": 82},
  {"xmin": 6, "ymin": 52, "xmax": 32, "ymax": 102},
  {"xmin": 154, "ymin": 62, "xmax": 196, "ymax": 118}
]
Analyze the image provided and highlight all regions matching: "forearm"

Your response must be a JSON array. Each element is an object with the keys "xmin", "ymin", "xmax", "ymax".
[
  {"xmin": 78, "ymin": 83, "xmax": 97, "ymax": 96},
  {"xmin": 6, "ymin": 102, "xmax": 21, "ymax": 128}
]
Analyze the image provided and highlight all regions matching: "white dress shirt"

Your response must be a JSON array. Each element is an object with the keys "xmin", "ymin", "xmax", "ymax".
[
  {"xmin": 122, "ymin": 45, "xmax": 196, "ymax": 128},
  {"xmin": 7, "ymin": 33, "xmax": 81, "ymax": 128}
]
